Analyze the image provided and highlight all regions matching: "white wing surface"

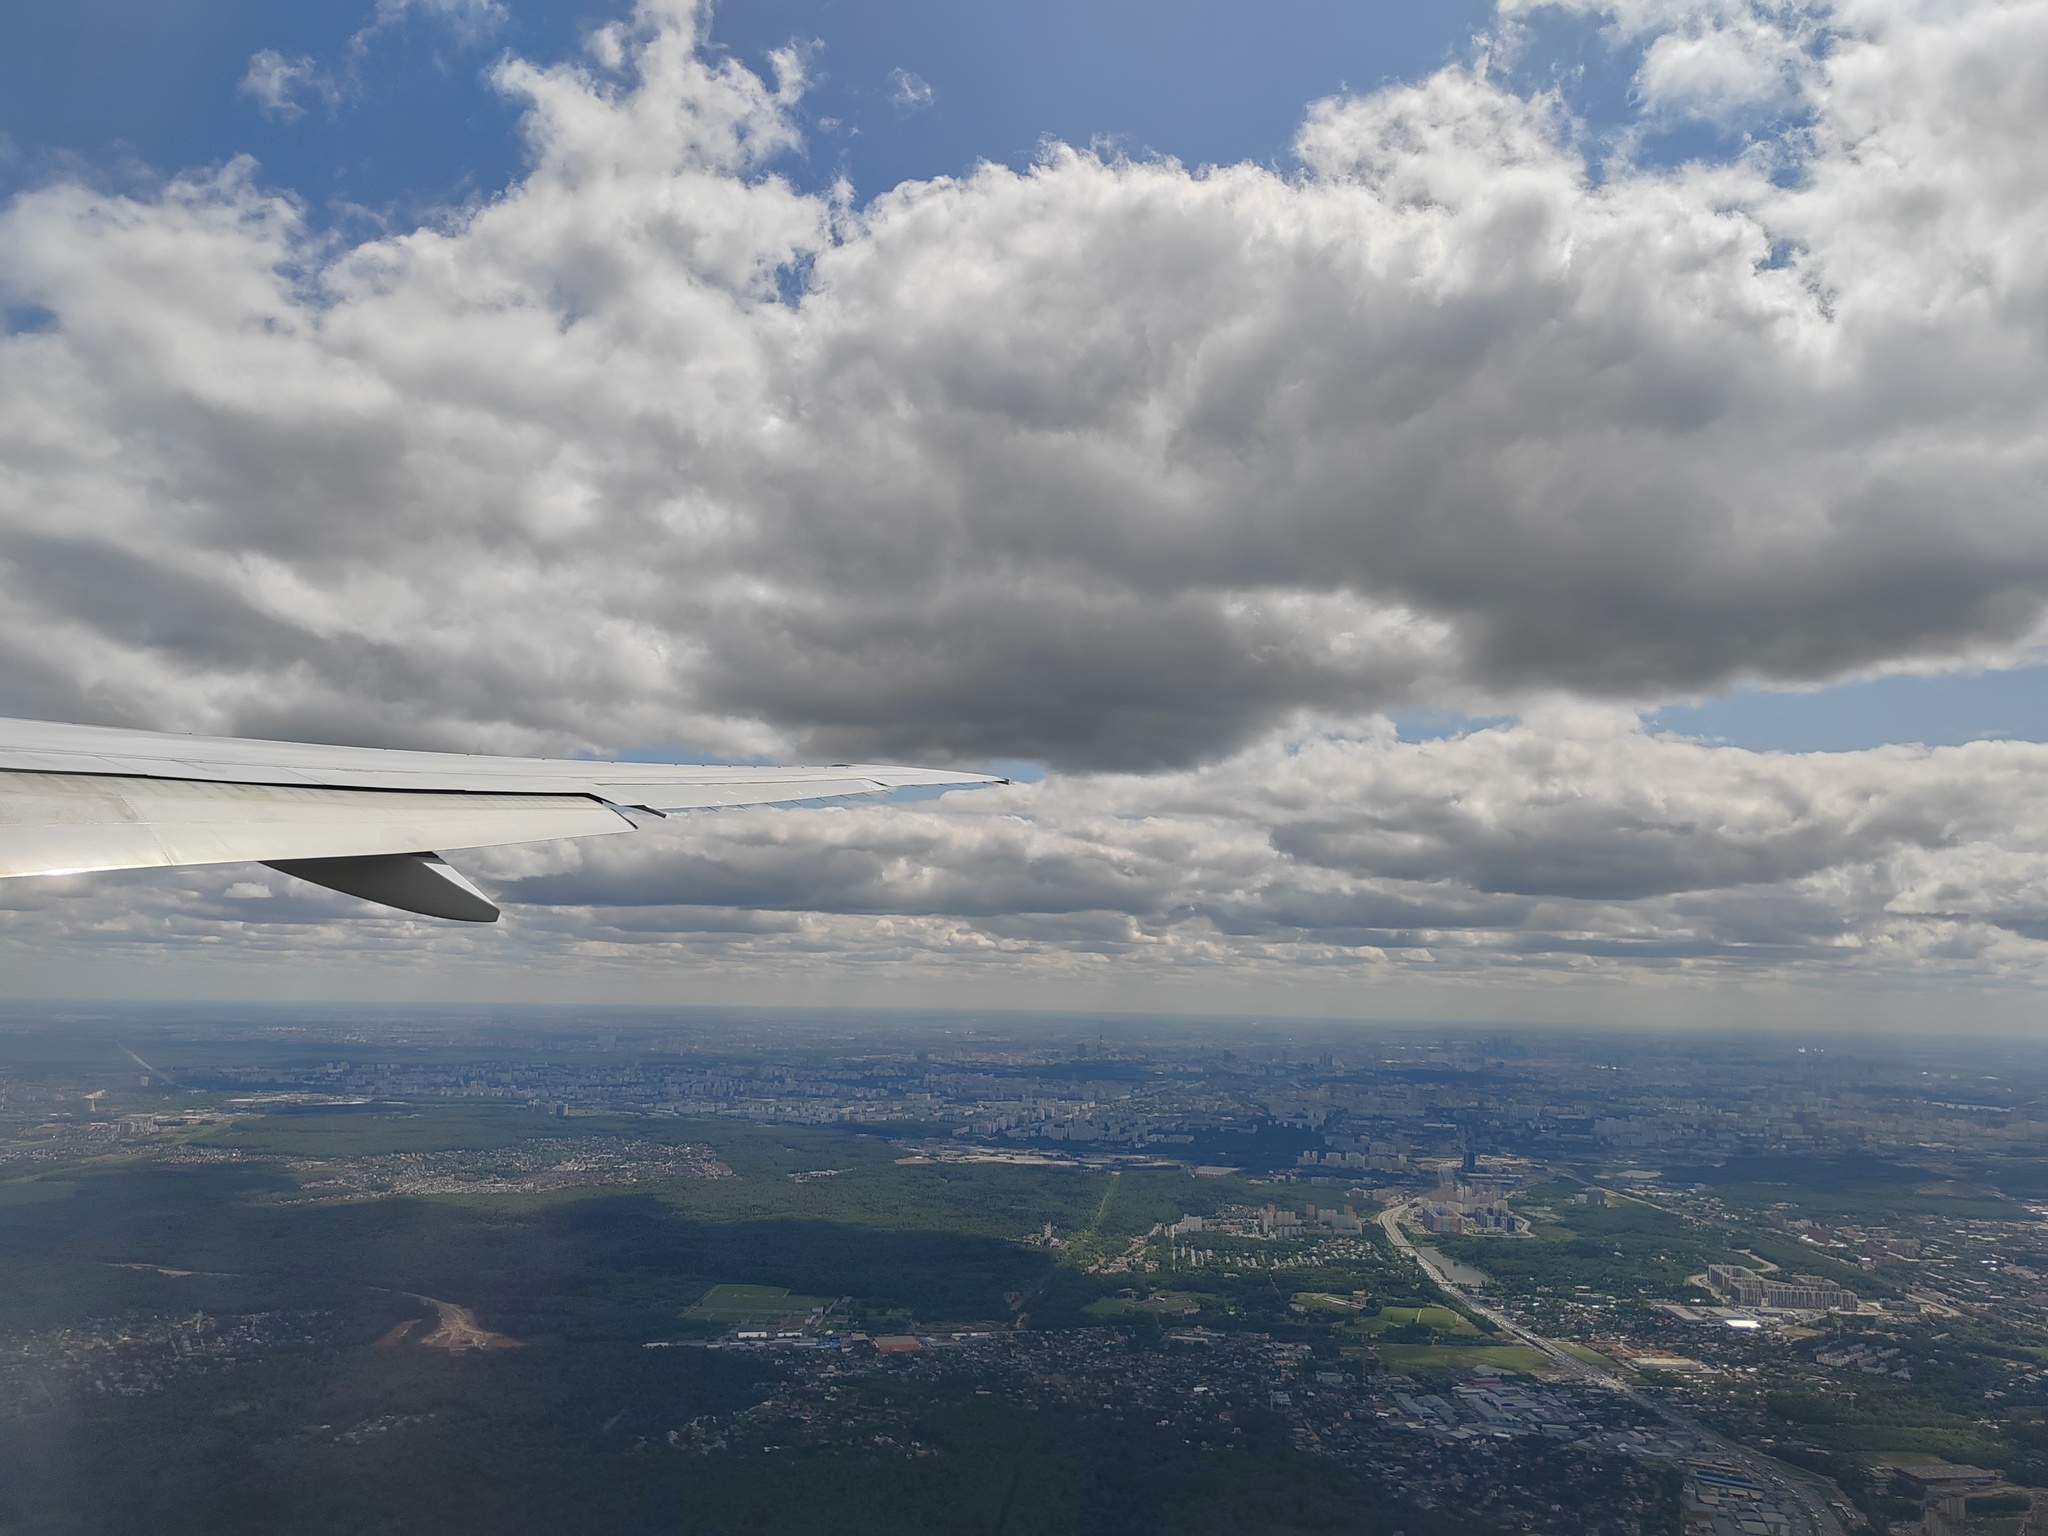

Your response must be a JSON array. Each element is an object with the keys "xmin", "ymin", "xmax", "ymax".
[{"xmin": 0, "ymin": 717, "xmax": 1003, "ymax": 922}]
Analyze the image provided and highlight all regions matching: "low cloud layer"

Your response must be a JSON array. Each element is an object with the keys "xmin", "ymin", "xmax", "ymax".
[
  {"xmin": 482, "ymin": 715, "xmax": 2048, "ymax": 973},
  {"xmin": 2, "ymin": 0, "xmax": 2048, "ymax": 1005},
  {"xmin": 12, "ymin": 718, "xmax": 2048, "ymax": 1011}
]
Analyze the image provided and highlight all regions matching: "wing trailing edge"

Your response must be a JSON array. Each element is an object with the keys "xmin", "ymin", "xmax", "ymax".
[{"xmin": 0, "ymin": 718, "xmax": 1005, "ymax": 920}]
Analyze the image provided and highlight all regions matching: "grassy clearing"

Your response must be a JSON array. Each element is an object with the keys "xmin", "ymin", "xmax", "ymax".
[
  {"xmin": 1801, "ymin": 1424, "xmax": 2007, "ymax": 1463},
  {"xmin": 1372, "ymin": 1343, "xmax": 1554, "ymax": 1376},
  {"xmin": 1663, "ymin": 1155, "xmax": 2019, "ymax": 1225},
  {"xmin": 192, "ymin": 1103, "xmax": 621, "ymax": 1158},
  {"xmin": 1084, "ymin": 1291, "xmax": 1204, "ymax": 1317},
  {"xmin": 1343, "ymin": 1304, "xmax": 1478, "ymax": 1339},
  {"xmin": 1292, "ymin": 1292, "xmax": 1365, "ymax": 1313},
  {"xmin": 685, "ymin": 1284, "xmax": 834, "ymax": 1324},
  {"xmin": 1560, "ymin": 1342, "xmax": 1614, "ymax": 1369}
]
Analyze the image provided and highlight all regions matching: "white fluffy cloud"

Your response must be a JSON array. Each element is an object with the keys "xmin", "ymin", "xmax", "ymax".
[
  {"xmin": 1507, "ymin": 0, "xmax": 1826, "ymax": 121},
  {"xmin": 7, "ymin": 0, "xmax": 2048, "ymax": 765},
  {"xmin": 4, "ymin": 0, "xmax": 2048, "ymax": 1005}
]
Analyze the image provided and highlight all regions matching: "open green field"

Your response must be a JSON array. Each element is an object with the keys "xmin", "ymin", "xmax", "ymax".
[
  {"xmin": 1370, "ymin": 1344, "xmax": 1554, "ymax": 1376},
  {"xmin": 685, "ymin": 1284, "xmax": 833, "ymax": 1324},
  {"xmin": 1342, "ymin": 1304, "xmax": 1477, "ymax": 1339},
  {"xmin": 1085, "ymin": 1290, "xmax": 1204, "ymax": 1317},
  {"xmin": 1661, "ymin": 1155, "xmax": 2021, "ymax": 1225}
]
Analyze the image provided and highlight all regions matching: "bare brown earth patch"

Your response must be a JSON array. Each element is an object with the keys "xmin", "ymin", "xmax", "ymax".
[{"xmin": 411, "ymin": 1296, "xmax": 521, "ymax": 1351}]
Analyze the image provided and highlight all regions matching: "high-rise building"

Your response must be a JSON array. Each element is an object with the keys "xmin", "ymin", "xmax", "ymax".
[{"xmin": 1706, "ymin": 1263, "xmax": 1856, "ymax": 1311}]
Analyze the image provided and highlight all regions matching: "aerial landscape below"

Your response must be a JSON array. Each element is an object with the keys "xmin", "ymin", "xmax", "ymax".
[
  {"xmin": 7, "ymin": 0, "xmax": 2048, "ymax": 1530},
  {"xmin": 4, "ymin": 1007, "xmax": 2047, "ymax": 1534}
]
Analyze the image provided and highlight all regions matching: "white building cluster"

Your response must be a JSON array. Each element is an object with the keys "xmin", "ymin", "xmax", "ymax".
[
  {"xmin": 1705, "ymin": 1264, "xmax": 1857, "ymax": 1313},
  {"xmin": 1417, "ymin": 1178, "xmax": 1526, "ymax": 1236}
]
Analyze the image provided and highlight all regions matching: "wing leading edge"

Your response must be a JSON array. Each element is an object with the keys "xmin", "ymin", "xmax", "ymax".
[{"xmin": 0, "ymin": 718, "xmax": 1004, "ymax": 922}]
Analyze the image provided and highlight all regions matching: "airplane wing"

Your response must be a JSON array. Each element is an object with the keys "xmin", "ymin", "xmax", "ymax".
[{"xmin": 0, "ymin": 717, "xmax": 1003, "ymax": 922}]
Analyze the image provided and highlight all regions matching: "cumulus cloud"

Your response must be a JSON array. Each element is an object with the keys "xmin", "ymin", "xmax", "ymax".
[
  {"xmin": 1506, "ymin": 0, "xmax": 1825, "ymax": 122},
  {"xmin": 5, "ymin": 0, "xmax": 2048, "ymax": 1001},
  {"xmin": 12, "ymin": 0, "xmax": 2048, "ymax": 769}
]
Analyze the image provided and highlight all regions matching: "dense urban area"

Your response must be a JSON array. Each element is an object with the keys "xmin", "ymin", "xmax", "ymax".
[{"xmin": 5, "ymin": 1005, "xmax": 2048, "ymax": 1533}]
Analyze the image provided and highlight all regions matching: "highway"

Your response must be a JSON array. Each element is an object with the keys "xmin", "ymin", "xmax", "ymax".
[{"xmin": 1378, "ymin": 1199, "xmax": 1848, "ymax": 1536}]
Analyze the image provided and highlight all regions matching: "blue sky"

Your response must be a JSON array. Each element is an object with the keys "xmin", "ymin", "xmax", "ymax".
[
  {"xmin": 1647, "ymin": 671, "xmax": 2048, "ymax": 753},
  {"xmin": 0, "ymin": 1, "xmax": 1491, "ymax": 222}
]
